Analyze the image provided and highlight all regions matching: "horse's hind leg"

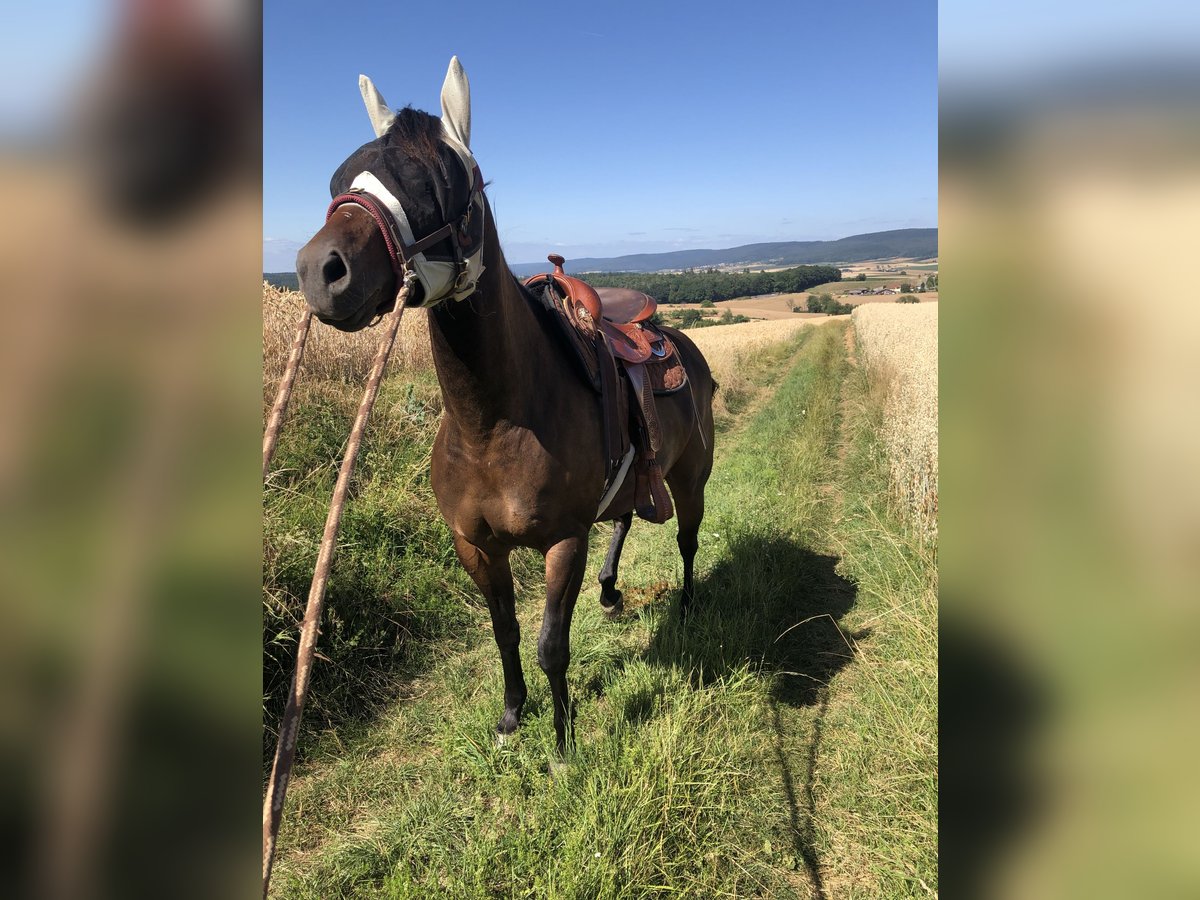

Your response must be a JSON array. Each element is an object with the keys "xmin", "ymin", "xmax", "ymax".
[
  {"xmin": 453, "ymin": 535, "xmax": 526, "ymax": 736},
  {"xmin": 668, "ymin": 476, "xmax": 707, "ymax": 619},
  {"xmin": 598, "ymin": 511, "xmax": 633, "ymax": 615},
  {"xmin": 539, "ymin": 533, "xmax": 588, "ymax": 755}
]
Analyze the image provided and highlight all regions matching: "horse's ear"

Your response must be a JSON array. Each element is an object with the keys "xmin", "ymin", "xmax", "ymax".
[
  {"xmin": 359, "ymin": 74, "xmax": 396, "ymax": 137},
  {"xmin": 440, "ymin": 56, "xmax": 471, "ymax": 149}
]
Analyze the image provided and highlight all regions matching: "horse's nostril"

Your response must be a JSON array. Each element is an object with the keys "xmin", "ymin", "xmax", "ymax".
[{"xmin": 322, "ymin": 252, "xmax": 348, "ymax": 285}]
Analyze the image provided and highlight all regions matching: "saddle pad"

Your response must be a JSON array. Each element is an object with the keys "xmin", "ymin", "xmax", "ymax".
[
  {"xmin": 528, "ymin": 280, "xmax": 602, "ymax": 390},
  {"xmin": 647, "ymin": 344, "xmax": 687, "ymax": 393}
]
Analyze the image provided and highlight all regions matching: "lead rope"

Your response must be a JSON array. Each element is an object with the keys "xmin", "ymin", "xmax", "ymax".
[
  {"xmin": 261, "ymin": 272, "xmax": 414, "ymax": 897},
  {"xmin": 263, "ymin": 308, "xmax": 313, "ymax": 478}
]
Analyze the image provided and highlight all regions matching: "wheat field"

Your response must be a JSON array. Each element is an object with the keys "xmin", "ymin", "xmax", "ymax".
[
  {"xmin": 851, "ymin": 302, "xmax": 939, "ymax": 541},
  {"xmin": 262, "ymin": 285, "xmax": 432, "ymax": 389}
]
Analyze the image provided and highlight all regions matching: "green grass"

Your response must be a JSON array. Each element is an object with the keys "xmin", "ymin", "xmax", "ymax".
[
  {"xmin": 262, "ymin": 371, "xmax": 543, "ymax": 759},
  {"xmin": 265, "ymin": 323, "xmax": 937, "ymax": 898}
]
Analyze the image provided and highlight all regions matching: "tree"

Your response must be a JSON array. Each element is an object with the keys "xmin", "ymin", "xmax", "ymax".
[
  {"xmin": 856, "ymin": 273, "xmax": 867, "ymax": 281},
  {"xmin": 901, "ymin": 282, "xmax": 912, "ymax": 293},
  {"xmin": 807, "ymin": 292, "xmax": 853, "ymax": 315},
  {"xmin": 579, "ymin": 264, "xmax": 841, "ymax": 305},
  {"xmin": 897, "ymin": 294, "xmax": 920, "ymax": 303}
]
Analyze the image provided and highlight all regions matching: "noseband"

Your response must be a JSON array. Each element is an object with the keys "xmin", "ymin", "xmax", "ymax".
[{"xmin": 326, "ymin": 159, "xmax": 486, "ymax": 306}]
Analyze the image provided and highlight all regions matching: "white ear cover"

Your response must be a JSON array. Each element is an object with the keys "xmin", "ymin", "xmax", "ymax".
[
  {"xmin": 439, "ymin": 56, "xmax": 471, "ymax": 149},
  {"xmin": 359, "ymin": 74, "xmax": 396, "ymax": 137}
]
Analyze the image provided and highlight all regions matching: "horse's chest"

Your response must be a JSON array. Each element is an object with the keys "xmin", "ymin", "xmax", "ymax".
[{"xmin": 430, "ymin": 425, "xmax": 577, "ymax": 545}]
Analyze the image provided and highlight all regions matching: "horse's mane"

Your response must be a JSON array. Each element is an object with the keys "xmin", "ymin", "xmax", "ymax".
[{"xmin": 385, "ymin": 107, "xmax": 445, "ymax": 169}]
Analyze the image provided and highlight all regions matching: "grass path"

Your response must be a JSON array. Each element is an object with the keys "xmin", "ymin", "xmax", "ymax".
[{"xmin": 269, "ymin": 322, "xmax": 937, "ymax": 899}]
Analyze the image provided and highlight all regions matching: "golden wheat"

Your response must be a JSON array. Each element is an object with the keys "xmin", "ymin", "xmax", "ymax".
[
  {"xmin": 851, "ymin": 303, "xmax": 938, "ymax": 541},
  {"xmin": 262, "ymin": 284, "xmax": 432, "ymax": 389},
  {"xmin": 686, "ymin": 317, "xmax": 837, "ymax": 384}
]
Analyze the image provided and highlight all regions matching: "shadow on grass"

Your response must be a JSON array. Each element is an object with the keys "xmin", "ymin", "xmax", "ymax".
[
  {"xmin": 645, "ymin": 531, "xmax": 861, "ymax": 706},
  {"xmin": 644, "ymin": 530, "xmax": 865, "ymax": 900}
]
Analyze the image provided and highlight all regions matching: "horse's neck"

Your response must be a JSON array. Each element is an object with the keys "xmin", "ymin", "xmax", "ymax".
[{"xmin": 427, "ymin": 207, "xmax": 551, "ymax": 437}]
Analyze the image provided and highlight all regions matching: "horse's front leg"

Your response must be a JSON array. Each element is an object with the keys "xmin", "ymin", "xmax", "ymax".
[
  {"xmin": 539, "ymin": 533, "xmax": 588, "ymax": 754},
  {"xmin": 453, "ymin": 535, "xmax": 526, "ymax": 736},
  {"xmin": 598, "ymin": 511, "xmax": 633, "ymax": 614}
]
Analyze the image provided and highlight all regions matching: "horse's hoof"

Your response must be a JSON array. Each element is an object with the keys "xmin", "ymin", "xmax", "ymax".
[
  {"xmin": 600, "ymin": 591, "xmax": 624, "ymax": 618},
  {"xmin": 496, "ymin": 711, "xmax": 521, "ymax": 737},
  {"xmin": 495, "ymin": 732, "xmax": 510, "ymax": 748}
]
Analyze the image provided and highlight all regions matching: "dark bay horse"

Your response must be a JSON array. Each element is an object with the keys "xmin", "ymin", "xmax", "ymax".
[{"xmin": 295, "ymin": 58, "xmax": 714, "ymax": 752}]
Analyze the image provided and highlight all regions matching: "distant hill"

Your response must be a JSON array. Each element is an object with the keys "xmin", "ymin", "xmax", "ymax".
[
  {"xmin": 509, "ymin": 228, "xmax": 937, "ymax": 277},
  {"xmin": 265, "ymin": 228, "xmax": 937, "ymax": 284}
]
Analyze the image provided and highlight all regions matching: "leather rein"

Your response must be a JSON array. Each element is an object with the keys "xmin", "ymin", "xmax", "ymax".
[{"xmin": 325, "ymin": 160, "xmax": 485, "ymax": 307}]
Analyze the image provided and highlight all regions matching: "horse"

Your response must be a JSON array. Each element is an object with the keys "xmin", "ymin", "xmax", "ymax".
[{"xmin": 295, "ymin": 58, "xmax": 715, "ymax": 753}]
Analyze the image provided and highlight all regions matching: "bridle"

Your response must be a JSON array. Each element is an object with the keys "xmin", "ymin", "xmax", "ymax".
[{"xmin": 325, "ymin": 156, "xmax": 486, "ymax": 308}]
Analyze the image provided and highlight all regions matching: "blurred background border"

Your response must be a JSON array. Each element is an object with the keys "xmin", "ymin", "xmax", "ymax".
[{"xmin": 1, "ymin": 1, "xmax": 1198, "ymax": 897}]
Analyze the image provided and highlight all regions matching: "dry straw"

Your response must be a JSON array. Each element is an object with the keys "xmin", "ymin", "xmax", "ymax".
[
  {"xmin": 263, "ymin": 284, "xmax": 432, "ymax": 388},
  {"xmin": 851, "ymin": 303, "xmax": 938, "ymax": 542}
]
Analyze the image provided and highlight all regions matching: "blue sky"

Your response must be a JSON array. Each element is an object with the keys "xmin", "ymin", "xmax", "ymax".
[{"xmin": 264, "ymin": 0, "xmax": 937, "ymax": 271}]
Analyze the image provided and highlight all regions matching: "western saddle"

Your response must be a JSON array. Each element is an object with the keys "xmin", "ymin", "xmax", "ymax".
[{"xmin": 524, "ymin": 254, "xmax": 688, "ymax": 523}]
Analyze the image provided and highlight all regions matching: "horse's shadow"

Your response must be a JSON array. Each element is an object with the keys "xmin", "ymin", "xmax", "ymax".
[
  {"xmin": 644, "ymin": 531, "xmax": 862, "ymax": 706},
  {"xmin": 639, "ymin": 531, "xmax": 865, "ymax": 900}
]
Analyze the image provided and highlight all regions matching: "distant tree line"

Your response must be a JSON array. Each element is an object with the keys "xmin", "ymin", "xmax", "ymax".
[
  {"xmin": 655, "ymin": 307, "xmax": 752, "ymax": 330},
  {"xmin": 266, "ymin": 272, "xmax": 301, "ymax": 291},
  {"xmin": 579, "ymin": 265, "xmax": 841, "ymax": 304},
  {"xmin": 801, "ymin": 293, "xmax": 855, "ymax": 315}
]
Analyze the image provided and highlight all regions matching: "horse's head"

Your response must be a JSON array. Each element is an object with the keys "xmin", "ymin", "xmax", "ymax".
[{"xmin": 296, "ymin": 58, "xmax": 486, "ymax": 331}]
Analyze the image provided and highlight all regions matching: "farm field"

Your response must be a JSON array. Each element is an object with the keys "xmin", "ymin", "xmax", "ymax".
[
  {"xmin": 853, "ymin": 304, "xmax": 938, "ymax": 541},
  {"xmin": 264, "ymin": 290, "xmax": 937, "ymax": 898},
  {"xmin": 837, "ymin": 257, "xmax": 937, "ymax": 277},
  {"xmin": 800, "ymin": 283, "xmax": 939, "ymax": 302},
  {"xmin": 664, "ymin": 291, "xmax": 939, "ymax": 327}
]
